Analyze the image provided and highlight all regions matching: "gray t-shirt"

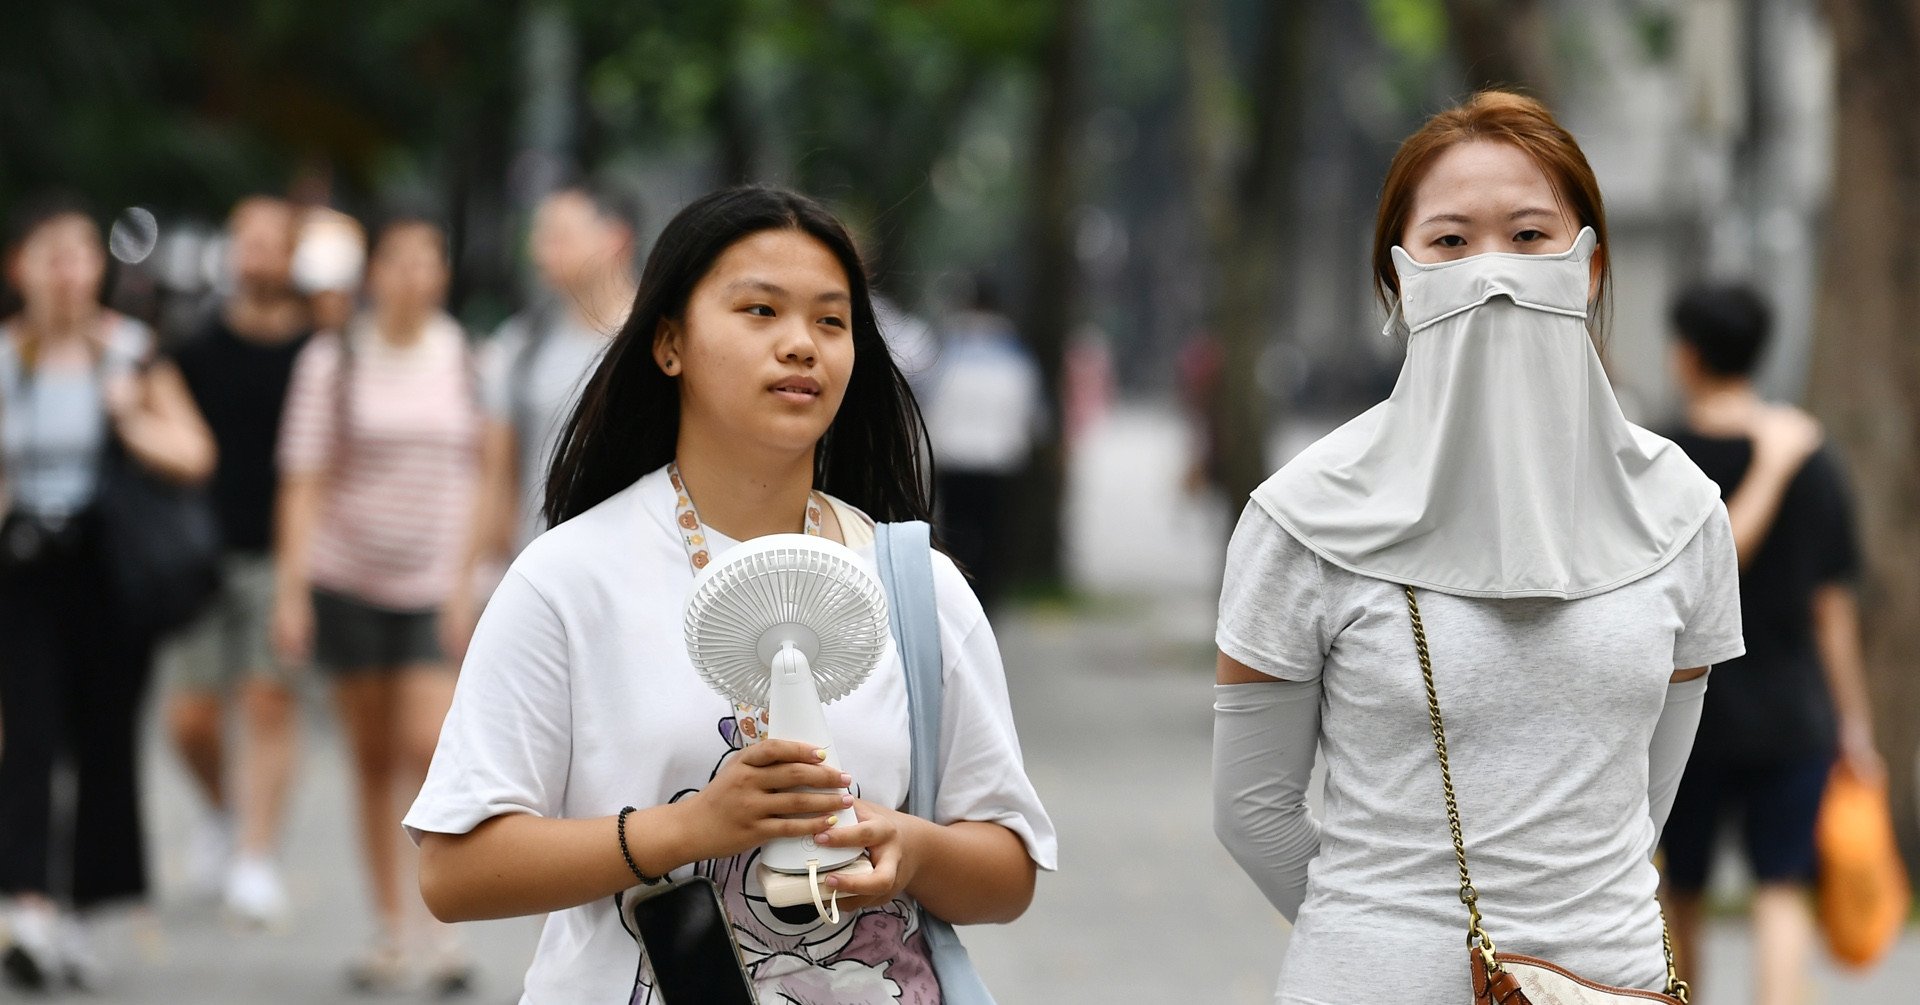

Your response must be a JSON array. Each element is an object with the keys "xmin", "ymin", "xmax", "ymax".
[
  {"xmin": 0, "ymin": 316, "xmax": 151, "ymax": 517},
  {"xmin": 1217, "ymin": 504, "xmax": 1742, "ymax": 1004},
  {"xmin": 481, "ymin": 309, "xmax": 612, "ymax": 551}
]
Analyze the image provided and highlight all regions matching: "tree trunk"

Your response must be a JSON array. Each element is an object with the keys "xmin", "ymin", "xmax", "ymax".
[
  {"xmin": 1441, "ymin": 0, "xmax": 1555, "ymax": 97},
  {"xmin": 1184, "ymin": 0, "xmax": 1313, "ymax": 512},
  {"xmin": 1806, "ymin": 0, "xmax": 1920, "ymax": 871},
  {"xmin": 1007, "ymin": 0, "xmax": 1085, "ymax": 595}
]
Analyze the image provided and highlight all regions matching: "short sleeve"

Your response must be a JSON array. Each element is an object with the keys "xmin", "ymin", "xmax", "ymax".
[
  {"xmin": 404, "ymin": 568, "xmax": 573, "ymax": 842},
  {"xmin": 927, "ymin": 554, "xmax": 1059, "ymax": 871},
  {"xmin": 1805, "ymin": 448, "xmax": 1862, "ymax": 585},
  {"xmin": 1215, "ymin": 504, "xmax": 1337, "ymax": 682},
  {"xmin": 275, "ymin": 334, "xmax": 341, "ymax": 475},
  {"xmin": 106, "ymin": 316, "xmax": 154, "ymax": 370},
  {"xmin": 479, "ymin": 317, "xmax": 525, "ymax": 421},
  {"xmin": 1673, "ymin": 503, "xmax": 1746, "ymax": 670}
]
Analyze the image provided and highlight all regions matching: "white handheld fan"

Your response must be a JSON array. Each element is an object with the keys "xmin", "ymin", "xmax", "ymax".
[{"xmin": 684, "ymin": 533, "xmax": 890, "ymax": 916}]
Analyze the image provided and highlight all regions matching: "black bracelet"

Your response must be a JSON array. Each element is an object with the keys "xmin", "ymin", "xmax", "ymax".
[{"xmin": 616, "ymin": 806, "xmax": 660, "ymax": 884}]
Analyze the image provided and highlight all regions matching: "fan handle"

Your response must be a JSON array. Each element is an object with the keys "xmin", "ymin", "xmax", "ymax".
[{"xmin": 760, "ymin": 642, "xmax": 865, "ymax": 875}]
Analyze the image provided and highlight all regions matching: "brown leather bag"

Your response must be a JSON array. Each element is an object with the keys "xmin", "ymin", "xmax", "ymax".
[{"xmin": 1404, "ymin": 587, "xmax": 1691, "ymax": 1005}]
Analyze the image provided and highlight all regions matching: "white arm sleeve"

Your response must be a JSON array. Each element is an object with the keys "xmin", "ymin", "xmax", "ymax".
[
  {"xmin": 1646, "ymin": 674, "xmax": 1709, "ymax": 842},
  {"xmin": 1212, "ymin": 678, "xmax": 1323, "ymax": 922}
]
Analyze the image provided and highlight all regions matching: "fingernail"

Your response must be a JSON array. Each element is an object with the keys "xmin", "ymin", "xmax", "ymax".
[
  {"xmin": 839, "ymin": 772, "xmax": 852, "ymax": 786},
  {"xmin": 825, "ymin": 874, "xmax": 840, "ymax": 888},
  {"xmin": 825, "ymin": 815, "xmax": 838, "ymax": 827},
  {"xmin": 841, "ymin": 793, "xmax": 854, "ymax": 806},
  {"xmin": 815, "ymin": 749, "xmax": 827, "ymax": 761}
]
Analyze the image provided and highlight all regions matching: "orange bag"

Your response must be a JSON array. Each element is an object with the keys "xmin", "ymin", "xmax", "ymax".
[{"xmin": 1815, "ymin": 764, "xmax": 1911, "ymax": 968}]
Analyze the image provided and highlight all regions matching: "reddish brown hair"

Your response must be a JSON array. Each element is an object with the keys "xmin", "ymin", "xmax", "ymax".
[{"xmin": 1372, "ymin": 91, "xmax": 1610, "ymax": 325}]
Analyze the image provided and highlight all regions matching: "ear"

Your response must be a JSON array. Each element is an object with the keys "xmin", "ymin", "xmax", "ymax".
[{"xmin": 652, "ymin": 317, "xmax": 682, "ymax": 375}]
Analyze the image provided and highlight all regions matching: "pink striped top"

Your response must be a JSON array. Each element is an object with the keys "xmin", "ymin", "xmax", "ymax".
[{"xmin": 277, "ymin": 315, "xmax": 481, "ymax": 610}]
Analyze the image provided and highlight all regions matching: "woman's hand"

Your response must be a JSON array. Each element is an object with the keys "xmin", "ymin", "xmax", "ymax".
[
  {"xmin": 1750, "ymin": 404, "xmax": 1822, "ymax": 475},
  {"xmin": 814, "ymin": 799, "xmax": 925, "ymax": 912},
  {"xmin": 271, "ymin": 587, "xmax": 314, "ymax": 665},
  {"xmin": 677, "ymin": 739, "xmax": 854, "ymax": 864}
]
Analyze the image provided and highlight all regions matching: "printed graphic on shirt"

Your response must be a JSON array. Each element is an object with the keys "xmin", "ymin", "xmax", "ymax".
[{"xmin": 625, "ymin": 713, "xmax": 939, "ymax": 1005}]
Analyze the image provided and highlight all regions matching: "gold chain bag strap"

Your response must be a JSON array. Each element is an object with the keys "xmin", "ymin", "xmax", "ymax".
[{"xmin": 1404, "ymin": 586, "xmax": 1691, "ymax": 1005}]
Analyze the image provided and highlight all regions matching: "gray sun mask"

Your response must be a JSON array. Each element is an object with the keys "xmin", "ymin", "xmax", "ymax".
[{"xmin": 1252, "ymin": 228, "xmax": 1720, "ymax": 599}]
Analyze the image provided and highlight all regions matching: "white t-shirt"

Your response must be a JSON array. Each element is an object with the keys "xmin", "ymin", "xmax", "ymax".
[
  {"xmin": 405, "ymin": 465, "xmax": 1057, "ymax": 1004},
  {"xmin": 922, "ymin": 314, "xmax": 1044, "ymax": 475},
  {"xmin": 1216, "ymin": 504, "xmax": 1743, "ymax": 1004}
]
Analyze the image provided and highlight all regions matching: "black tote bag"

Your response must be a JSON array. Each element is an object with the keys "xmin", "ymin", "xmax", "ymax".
[{"xmin": 94, "ymin": 436, "xmax": 221, "ymax": 638}]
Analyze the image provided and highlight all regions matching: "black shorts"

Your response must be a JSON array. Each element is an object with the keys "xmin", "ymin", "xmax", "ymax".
[
  {"xmin": 1660, "ymin": 756, "xmax": 1830, "ymax": 893},
  {"xmin": 311, "ymin": 588, "xmax": 443, "ymax": 672}
]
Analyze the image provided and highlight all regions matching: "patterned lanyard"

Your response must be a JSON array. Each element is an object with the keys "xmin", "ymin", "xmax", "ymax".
[{"xmin": 669, "ymin": 461, "xmax": 823, "ymax": 742}]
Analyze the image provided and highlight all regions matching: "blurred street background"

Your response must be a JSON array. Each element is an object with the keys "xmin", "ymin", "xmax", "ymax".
[{"xmin": 5, "ymin": 0, "xmax": 1920, "ymax": 1002}]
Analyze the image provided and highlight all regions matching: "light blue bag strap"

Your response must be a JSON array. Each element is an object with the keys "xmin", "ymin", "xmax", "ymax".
[{"xmin": 874, "ymin": 521, "xmax": 996, "ymax": 1005}]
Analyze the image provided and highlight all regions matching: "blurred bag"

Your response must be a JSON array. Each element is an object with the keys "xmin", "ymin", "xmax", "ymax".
[
  {"xmin": 95, "ymin": 436, "xmax": 221, "ymax": 638},
  {"xmin": 0, "ymin": 509, "xmax": 87, "ymax": 568},
  {"xmin": 1816, "ymin": 764, "xmax": 1910, "ymax": 968}
]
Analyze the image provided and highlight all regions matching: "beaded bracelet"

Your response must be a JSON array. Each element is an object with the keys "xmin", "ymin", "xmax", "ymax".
[{"xmin": 616, "ymin": 806, "xmax": 660, "ymax": 884}]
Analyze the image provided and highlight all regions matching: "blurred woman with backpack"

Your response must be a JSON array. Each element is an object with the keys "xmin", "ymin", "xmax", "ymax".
[{"xmin": 271, "ymin": 215, "xmax": 482, "ymax": 994}]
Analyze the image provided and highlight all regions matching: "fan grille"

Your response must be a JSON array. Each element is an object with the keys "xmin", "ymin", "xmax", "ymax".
[{"xmin": 684, "ymin": 536, "xmax": 889, "ymax": 707}]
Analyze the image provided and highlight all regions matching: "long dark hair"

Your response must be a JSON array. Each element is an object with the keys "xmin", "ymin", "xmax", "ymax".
[{"xmin": 543, "ymin": 185, "xmax": 933, "ymax": 527}]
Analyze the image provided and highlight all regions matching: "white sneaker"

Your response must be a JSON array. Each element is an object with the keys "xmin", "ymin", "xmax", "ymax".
[
  {"xmin": 346, "ymin": 937, "xmax": 410, "ymax": 995},
  {"xmin": 187, "ymin": 813, "xmax": 233, "ymax": 900},
  {"xmin": 2, "ymin": 902, "xmax": 61, "ymax": 991},
  {"xmin": 56, "ymin": 912, "xmax": 108, "ymax": 990},
  {"xmin": 424, "ymin": 934, "xmax": 476, "ymax": 997},
  {"xmin": 224, "ymin": 857, "xmax": 290, "ymax": 930}
]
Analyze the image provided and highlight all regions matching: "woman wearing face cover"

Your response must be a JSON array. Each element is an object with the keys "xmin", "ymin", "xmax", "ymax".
[
  {"xmin": 1211, "ymin": 92, "xmax": 1744, "ymax": 1004},
  {"xmin": 271, "ymin": 216, "xmax": 482, "ymax": 993},
  {"xmin": 404, "ymin": 186, "xmax": 1055, "ymax": 1004},
  {"xmin": 0, "ymin": 196, "xmax": 215, "ymax": 990}
]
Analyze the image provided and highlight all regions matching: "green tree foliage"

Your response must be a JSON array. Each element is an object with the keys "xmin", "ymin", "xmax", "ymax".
[
  {"xmin": 1, "ymin": 0, "xmax": 517, "ymax": 216},
  {"xmin": 571, "ymin": 0, "xmax": 1054, "ymax": 275}
]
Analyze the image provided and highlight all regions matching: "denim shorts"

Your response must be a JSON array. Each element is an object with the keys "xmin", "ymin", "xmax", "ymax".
[{"xmin": 311, "ymin": 587, "xmax": 443, "ymax": 672}]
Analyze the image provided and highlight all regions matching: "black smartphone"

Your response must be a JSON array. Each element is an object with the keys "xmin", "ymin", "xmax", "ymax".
[{"xmin": 619, "ymin": 878, "xmax": 759, "ymax": 1005}]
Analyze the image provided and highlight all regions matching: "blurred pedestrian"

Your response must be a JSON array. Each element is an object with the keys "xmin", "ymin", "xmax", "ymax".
[
  {"xmin": 1658, "ymin": 284, "xmax": 1882, "ymax": 1005},
  {"xmin": 271, "ymin": 216, "xmax": 480, "ymax": 994},
  {"xmin": 0, "ymin": 196, "xmax": 216, "ymax": 990},
  {"xmin": 1176, "ymin": 330, "xmax": 1224, "ymax": 496},
  {"xmin": 406, "ymin": 186, "xmax": 1053, "ymax": 1003},
  {"xmin": 1063, "ymin": 322, "xmax": 1113, "ymax": 449},
  {"xmin": 292, "ymin": 207, "xmax": 366, "ymax": 334},
  {"xmin": 1212, "ymin": 92, "xmax": 1742, "ymax": 1003},
  {"xmin": 874, "ymin": 292, "xmax": 938, "ymax": 393},
  {"xmin": 920, "ymin": 274, "xmax": 1045, "ymax": 608},
  {"xmin": 163, "ymin": 195, "xmax": 313, "ymax": 928},
  {"xmin": 441, "ymin": 185, "xmax": 635, "ymax": 662}
]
